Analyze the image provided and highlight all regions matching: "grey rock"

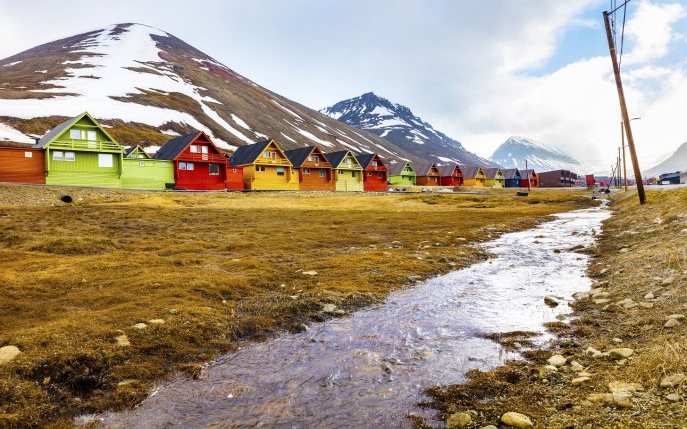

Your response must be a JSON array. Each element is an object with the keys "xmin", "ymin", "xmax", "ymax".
[
  {"xmin": 0, "ymin": 346, "xmax": 21, "ymax": 364},
  {"xmin": 500, "ymin": 411, "xmax": 534, "ymax": 429},
  {"xmin": 547, "ymin": 354, "xmax": 567, "ymax": 367},
  {"xmin": 608, "ymin": 348, "xmax": 634, "ymax": 360},
  {"xmin": 660, "ymin": 373, "xmax": 686, "ymax": 388}
]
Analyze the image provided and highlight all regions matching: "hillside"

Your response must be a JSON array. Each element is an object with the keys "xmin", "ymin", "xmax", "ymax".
[
  {"xmin": 0, "ymin": 23, "xmax": 420, "ymax": 163},
  {"xmin": 489, "ymin": 136, "xmax": 585, "ymax": 173},
  {"xmin": 321, "ymin": 92, "xmax": 494, "ymax": 166},
  {"xmin": 645, "ymin": 142, "xmax": 687, "ymax": 178}
]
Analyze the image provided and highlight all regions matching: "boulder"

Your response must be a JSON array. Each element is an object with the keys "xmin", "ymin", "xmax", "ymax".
[
  {"xmin": 608, "ymin": 348, "xmax": 634, "ymax": 360},
  {"xmin": 500, "ymin": 411, "xmax": 533, "ymax": 429},
  {"xmin": 544, "ymin": 296, "xmax": 559, "ymax": 307},
  {"xmin": 322, "ymin": 303, "xmax": 337, "ymax": 313},
  {"xmin": 446, "ymin": 412, "xmax": 472, "ymax": 428},
  {"xmin": 0, "ymin": 346, "xmax": 21, "ymax": 364},
  {"xmin": 547, "ymin": 354, "xmax": 567, "ymax": 367},
  {"xmin": 660, "ymin": 373, "xmax": 686, "ymax": 388},
  {"xmin": 664, "ymin": 318, "xmax": 681, "ymax": 328}
]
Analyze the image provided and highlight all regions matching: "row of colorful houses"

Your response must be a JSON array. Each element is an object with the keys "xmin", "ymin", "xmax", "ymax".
[{"xmin": 0, "ymin": 111, "xmax": 541, "ymax": 192}]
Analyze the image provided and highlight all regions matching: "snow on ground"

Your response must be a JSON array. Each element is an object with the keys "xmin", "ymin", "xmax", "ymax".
[
  {"xmin": 280, "ymin": 132, "xmax": 298, "ymax": 144},
  {"xmin": 436, "ymin": 156, "xmax": 455, "ymax": 163},
  {"xmin": 365, "ymin": 118, "xmax": 409, "ymax": 129},
  {"xmin": 0, "ymin": 24, "xmax": 243, "ymax": 149},
  {"xmin": 230, "ymin": 114, "xmax": 251, "ymax": 130},
  {"xmin": 272, "ymin": 100, "xmax": 303, "ymax": 120},
  {"xmin": 293, "ymin": 128, "xmax": 333, "ymax": 147},
  {"xmin": 370, "ymin": 105, "xmax": 395, "ymax": 117},
  {"xmin": 160, "ymin": 129, "xmax": 180, "ymax": 136},
  {"xmin": 380, "ymin": 129, "xmax": 391, "ymax": 138},
  {"xmin": 0, "ymin": 123, "xmax": 36, "ymax": 143},
  {"xmin": 335, "ymin": 138, "xmax": 361, "ymax": 153},
  {"xmin": 34, "ymin": 70, "xmax": 47, "ymax": 74},
  {"xmin": 2, "ymin": 61, "xmax": 22, "ymax": 67}
]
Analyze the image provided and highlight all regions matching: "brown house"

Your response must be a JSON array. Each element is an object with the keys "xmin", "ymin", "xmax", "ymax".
[
  {"xmin": 283, "ymin": 145, "xmax": 335, "ymax": 191},
  {"xmin": 0, "ymin": 146, "xmax": 45, "ymax": 184},
  {"xmin": 415, "ymin": 163, "xmax": 441, "ymax": 186}
]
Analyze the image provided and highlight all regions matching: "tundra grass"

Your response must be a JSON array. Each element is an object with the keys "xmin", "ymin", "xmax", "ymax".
[
  {"xmin": 416, "ymin": 188, "xmax": 687, "ymax": 429},
  {"xmin": 0, "ymin": 185, "xmax": 593, "ymax": 428}
]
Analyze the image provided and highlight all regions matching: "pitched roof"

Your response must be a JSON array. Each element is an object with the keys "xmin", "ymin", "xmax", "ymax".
[
  {"xmin": 483, "ymin": 167, "xmax": 503, "ymax": 179},
  {"xmin": 33, "ymin": 116, "xmax": 78, "ymax": 149},
  {"xmin": 355, "ymin": 153, "xmax": 374, "ymax": 169},
  {"xmin": 521, "ymin": 169, "xmax": 537, "ymax": 177},
  {"xmin": 415, "ymin": 163, "xmax": 439, "ymax": 175},
  {"xmin": 437, "ymin": 164, "xmax": 462, "ymax": 176},
  {"xmin": 388, "ymin": 161, "xmax": 414, "ymax": 176},
  {"xmin": 228, "ymin": 140, "xmax": 272, "ymax": 166},
  {"xmin": 502, "ymin": 168, "xmax": 521, "ymax": 180},
  {"xmin": 154, "ymin": 132, "xmax": 202, "ymax": 160},
  {"xmin": 283, "ymin": 146, "xmax": 316, "ymax": 168},
  {"xmin": 124, "ymin": 146, "xmax": 136, "ymax": 157},
  {"xmin": 463, "ymin": 166, "xmax": 484, "ymax": 178},
  {"xmin": 324, "ymin": 150, "xmax": 351, "ymax": 168}
]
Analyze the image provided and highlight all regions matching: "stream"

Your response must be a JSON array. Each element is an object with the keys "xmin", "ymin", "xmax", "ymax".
[{"xmin": 93, "ymin": 203, "xmax": 610, "ymax": 428}]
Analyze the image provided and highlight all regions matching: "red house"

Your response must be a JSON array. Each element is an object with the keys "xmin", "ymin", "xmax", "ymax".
[
  {"xmin": 154, "ymin": 131, "xmax": 233, "ymax": 190},
  {"xmin": 438, "ymin": 163, "xmax": 464, "ymax": 186},
  {"xmin": 225, "ymin": 160, "xmax": 244, "ymax": 191},
  {"xmin": 355, "ymin": 152, "xmax": 388, "ymax": 192},
  {"xmin": 520, "ymin": 169, "xmax": 539, "ymax": 188}
]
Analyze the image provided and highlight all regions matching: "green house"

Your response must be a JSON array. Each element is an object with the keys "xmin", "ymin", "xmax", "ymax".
[
  {"xmin": 324, "ymin": 150, "xmax": 364, "ymax": 192},
  {"xmin": 388, "ymin": 161, "xmax": 416, "ymax": 186},
  {"xmin": 33, "ymin": 112, "xmax": 124, "ymax": 188},
  {"xmin": 121, "ymin": 145, "xmax": 174, "ymax": 190}
]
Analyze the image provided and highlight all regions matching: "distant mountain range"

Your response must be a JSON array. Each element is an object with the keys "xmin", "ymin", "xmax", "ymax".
[
  {"xmin": 0, "ymin": 23, "xmax": 422, "ymax": 164},
  {"xmin": 645, "ymin": 142, "xmax": 687, "ymax": 177},
  {"xmin": 321, "ymin": 92, "xmax": 494, "ymax": 166},
  {"xmin": 489, "ymin": 136, "xmax": 585, "ymax": 173}
]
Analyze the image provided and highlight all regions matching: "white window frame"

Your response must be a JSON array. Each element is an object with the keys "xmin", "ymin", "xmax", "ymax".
[
  {"xmin": 201, "ymin": 146, "xmax": 208, "ymax": 154},
  {"xmin": 69, "ymin": 130, "xmax": 80, "ymax": 140},
  {"xmin": 190, "ymin": 145, "xmax": 199, "ymax": 153},
  {"xmin": 98, "ymin": 153, "xmax": 113, "ymax": 168},
  {"xmin": 303, "ymin": 167, "xmax": 311, "ymax": 174},
  {"xmin": 53, "ymin": 151, "xmax": 64, "ymax": 161},
  {"xmin": 187, "ymin": 162, "xmax": 194, "ymax": 171},
  {"xmin": 87, "ymin": 130, "xmax": 96, "ymax": 142},
  {"xmin": 209, "ymin": 164, "xmax": 219, "ymax": 175},
  {"xmin": 24, "ymin": 151, "xmax": 32, "ymax": 158},
  {"xmin": 179, "ymin": 162, "xmax": 187, "ymax": 170},
  {"xmin": 65, "ymin": 152, "xmax": 75, "ymax": 162}
]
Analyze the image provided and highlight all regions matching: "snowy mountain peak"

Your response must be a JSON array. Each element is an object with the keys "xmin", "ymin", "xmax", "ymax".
[
  {"xmin": 321, "ymin": 93, "xmax": 494, "ymax": 166},
  {"xmin": 489, "ymin": 136, "xmax": 585, "ymax": 173},
  {"xmin": 0, "ymin": 24, "xmax": 425, "ymax": 164}
]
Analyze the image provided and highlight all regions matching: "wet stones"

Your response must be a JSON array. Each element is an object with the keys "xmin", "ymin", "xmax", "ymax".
[
  {"xmin": 0, "ymin": 345, "xmax": 21, "ymax": 364},
  {"xmin": 608, "ymin": 348, "xmax": 634, "ymax": 360},
  {"xmin": 544, "ymin": 296, "xmax": 559, "ymax": 307},
  {"xmin": 446, "ymin": 412, "xmax": 472, "ymax": 428},
  {"xmin": 500, "ymin": 411, "xmax": 533, "ymax": 429},
  {"xmin": 322, "ymin": 303, "xmax": 337, "ymax": 314}
]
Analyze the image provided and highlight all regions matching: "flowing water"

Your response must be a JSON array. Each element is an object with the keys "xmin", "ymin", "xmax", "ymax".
[{"xmin": 94, "ymin": 204, "xmax": 610, "ymax": 428}]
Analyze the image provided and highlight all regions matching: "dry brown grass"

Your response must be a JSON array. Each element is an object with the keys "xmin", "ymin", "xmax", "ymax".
[
  {"xmin": 418, "ymin": 188, "xmax": 687, "ymax": 429},
  {"xmin": 0, "ymin": 185, "xmax": 592, "ymax": 427}
]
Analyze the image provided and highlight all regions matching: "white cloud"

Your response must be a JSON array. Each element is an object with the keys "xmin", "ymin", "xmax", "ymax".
[{"xmin": 622, "ymin": 1, "xmax": 686, "ymax": 64}]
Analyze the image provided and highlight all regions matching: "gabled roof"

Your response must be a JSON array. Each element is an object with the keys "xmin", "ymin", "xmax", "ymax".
[
  {"xmin": 388, "ymin": 161, "xmax": 415, "ymax": 176},
  {"xmin": 355, "ymin": 152, "xmax": 387, "ymax": 170},
  {"xmin": 521, "ymin": 169, "xmax": 537, "ymax": 177},
  {"xmin": 33, "ymin": 111, "xmax": 121, "ymax": 150},
  {"xmin": 284, "ymin": 146, "xmax": 318, "ymax": 168},
  {"xmin": 483, "ymin": 167, "xmax": 504, "ymax": 179},
  {"xmin": 415, "ymin": 163, "xmax": 439, "ymax": 176},
  {"xmin": 325, "ymin": 150, "xmax": 361, "ymax": 169},
  {"xmin": 437, "ymin": 164, "xmax": 463, "ymax": 176},
  {"xmin": 124, "ymin": 145, "xmax": 151, "ymax": 159},
  {"xmin": 154, "ymin": 132, "xmax": 202, "ymax": 160},
  {"xmin": 463, "ymin": 166, "xmax": 485, "ymax": 178},
  {"xmin": 229, "ymin": 139, "xmax": 292, "ymax": 167},
  {"xmin": 502, "ymin": 168, "xmax": 521, "ymax": 180}
]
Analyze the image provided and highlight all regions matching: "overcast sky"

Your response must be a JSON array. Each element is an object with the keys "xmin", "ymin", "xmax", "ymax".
[{"xmin": 1, "ymin": 0, "xmax": 686, "ymax": 171}]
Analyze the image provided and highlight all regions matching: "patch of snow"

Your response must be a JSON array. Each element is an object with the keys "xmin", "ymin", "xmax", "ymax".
[
  {"xmin": 325, "ymin": 111, "xmax": 343, "ymax": 120},
  {"xmin": 160, "ymin": 129, "xmax": 180, "ymax": 136},
  {"xmin": 3, "ymin": 61, "xmax": 22, "ymax": 67},
  {"xmin": 335, "ymin": 138, "xmax": 361, "ymax": 152},
  {"xmin": 370, "ymin": 105, "xmax": 395, "ymax": 117},
  {"xmin": 200, "ymin": 102, "xmax": 252, "ymax": 145},
  {"xmin": 436, "ymin": 156, "xmax": 454, "ymax": 163},
  {"xmin": 254, "ymin": 131, "xmax": 268, "ymax": 139},
  {"xmin": 0, "ymin": 122, "xmax": 35, "ymax": 144},
  {"xmin": 201, "ymin": 96, "xmax": 222, "ymax": 104},
  {"xmin": 380, "ymin": 129, "xmax": 391, "ymax": 138},
  {"xmin": 293, "ymin": 128, "xmax": 333, "ymax": 147},
  {"xmin": 315, "ymin": 125, "xmax": 329, "ymax": 134},
  {"xmin": 230, "ymin": 114, "xmax": 251, "ymax": 130},
  {"xmin": 280, "ymin": 132, "xmax": 298, "ymax": 144},
  {"xmin": 144, "ymin": 145, "xmax": 161, "ymax": 154},
  {"xmin": 272, "ymin": 100, "xmax": 303, "ymax": 120},
  {"xmin": 367, "ymin": 118, "xmax": 409, "ymax": 128},
  {"xmin": 34, "ymin": 70, "xmax": 47, "ymax": 74}
]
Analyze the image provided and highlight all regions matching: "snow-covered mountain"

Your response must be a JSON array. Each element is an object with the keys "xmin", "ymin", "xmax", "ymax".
[
  {"xmin": 645, "ymin": 142, "xmax": 687, "ymax": 178},
  {"xmin": 489, "ymin": 136, "xmax": 585, "ymax": 173},
  {"xmin": 0, "ymin": 23, "xmax": 420, "ymax": 163},
  {"xmin": 321, "ymin": 92, "xmax": 494, "ymax": 166}
]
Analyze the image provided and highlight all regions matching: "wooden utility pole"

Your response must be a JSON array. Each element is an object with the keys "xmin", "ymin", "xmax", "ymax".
[
  {"xmin": 525, "ymin": 159, "xmax": 530, "ymax": 191},
  {"xmin": 603, "ymin": 11, "xmax": 646, "ymax": 204},
  {"xmin": 617, "ymin": 148, "xmax": 621, "ymax": 188},
  {"xmin": 621, "ymin": 122, "xmax": 628, "ymax": 191}
]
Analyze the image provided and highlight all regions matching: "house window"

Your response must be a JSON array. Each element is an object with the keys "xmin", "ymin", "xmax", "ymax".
[
  {"xmin": 137, "ymin": 154, "xmax": 145, "ymax": 159},
  {"xmin": 304, "ymin": 167, "xmax": 311, "ymax": 174},
  {"xmin": 65, "ymin": 152, "xmax": 75, "ymax": 162},
  {"xmin": 256, "ymin": 165, "xmax": 266, "ymax": 172},
  {"xmin": 24, "ymin": 151, "xmax": 32, "ymax": 158},
  {"xmin": 201, "ymin": 146, "xmax": 208, "ymax": 154},
  {"xmin": 232, "ymin": 168, "xmax": 237, "ymax": 173},
  {"xmin": 179, "ymin": 162, "xmax": 187, "ymax": 170},
  {"xmin": 338, "ymin": 170, "xmax": 344, "ymax": 175},
  {"xmin": 372, "ymin": 161, "xmax": 378, "ymax": 167},
  {"xmin": 98, "ymin": 153, "xmax": 113, "ymax": 168},
  {"xmin": 69, "ymin": 130, "xmax": 80, "ymax": 139},
  {"xmin": 190, "ymin": 145, "xmax": 198, "ymax": 153},
  {"xmin": 187, "ymin": 163, "xmax": 194, "ymax": 170},
  {"xmin": 319, "ymin": 169, "xmax": 326, "ymax": 177},
  {"xmin": 139, "ymin": 161, "xmax": 145, "ymax": 167},
  {"xmin": 263, "ymin": 152, "xmax": 270, "ymax": 158},
  {"xmin": 351, "ymin": 171, "xmax": 357, "ymax": 177},
  {"xmin": 276, "ymin": 167, "xmax": 285, "ymax": 176},
  {"xmin": 209, "ymin": 164, "xmax": 219, "ymax": 175},
  {"xmin": 377, "ymin": 172, "xmax": 384, "ymax": 178},
  {"xmin": 368, "ymin": 171, "xmax": 372, "ymax": 176},
  {"xmin": 87, "ymin": 131, "xmax": 96, "ymax": 142},
  {"xmin": 53, "ymin": 151, "xmax": 64, "ymax": 161}
]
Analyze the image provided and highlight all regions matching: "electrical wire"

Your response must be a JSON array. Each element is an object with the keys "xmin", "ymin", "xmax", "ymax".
[{"xmin": 619, "ymin": 0, "xmax": 628, "ymax": 67}]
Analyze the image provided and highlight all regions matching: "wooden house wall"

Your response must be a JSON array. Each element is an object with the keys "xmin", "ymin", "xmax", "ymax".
[
  {"xmin": 464, "ymin": 176, "xmax": 486, "ymax": 187},
  {"xmin": 440, "ymin": 175, "xmax": 463, "ymax": 186},
  {"xmin": 174, "ymin": 161, "xmax": 226, "ymax": 190},
  {"xmin": 244, "ymin": 164, "xmax": 299, "ymax": 190},
  {"xmin": 225, "ymin": 166, "xmax": 244, "ymax": 190},
  {"xmin": 45, "ymin": 149, "xmax": 122, "ymax": 188},
  {"xmin": 0, "ymin": 147, "xmax": 45, "ymax": 184},
  {"xmin": 121, "ymin": 158, "xmax": 174, "ymax": 190},
  {"xmin": 416, "ymin": 175, "xmax": 440, "ymax": 186},
  {"xmin": 334, "ymin": 168, "xmax": 363, "ymax": 192},
  {"xmin": 299, "ymin": 166, "xmax": 335, "ymax": 191},
  {"xmin": 363, "ymin": 169, "xmax": 388, "ymax": 191},
  {"xmin": 504, "ymin": 178, "xmax": 521, "ymax": 188},
  {"xmin": 485, "ymin": 177, "xmax": 505, "ymax": 188}
]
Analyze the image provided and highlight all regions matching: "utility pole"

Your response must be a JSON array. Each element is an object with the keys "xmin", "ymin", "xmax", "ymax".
[
  {"xmin": 617, "ymin": 148, "xmax": 621, "ymax": 188},
  {"xmin": 525, "ymin": 159, "xmax": 530, "ymax": 191},
  {"xmin": 621, "ymin": 122, "xmax": 628, "ymax": 191},
  {"xmin": 603, "ymin": 11, "xmax": 646, "ymax": 204}
]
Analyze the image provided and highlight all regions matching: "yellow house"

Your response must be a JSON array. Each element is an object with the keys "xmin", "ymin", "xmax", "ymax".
[
  {"xmin": 228, "ymin": 139, "xmax": 299, "ymax": 190},
  {"xmin": 483, "ymin": 167, "xmax": 505, "ymax": 188},
  {"xmin": 462, "ymin": 166, "xmax": 486, "ymax": 187},
  {"xmin": 325, "ymin": 150, "xmax": 364, "ymax": 192}
]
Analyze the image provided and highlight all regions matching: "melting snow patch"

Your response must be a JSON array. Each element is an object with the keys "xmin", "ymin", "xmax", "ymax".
[
  {"xmin": 160, "ymin": 129, "xmax": 180, "ymax": 136},
  {"xmin": 34, "ymin": 70, "xmax": 48, "ymax": 74},
  {"xmin": 335, "ymin": 138, "xmax": 361, "ymax": 152},
  {"xmin": 3, "ymin": 61, "xmax": 22, "ymax": 67},
  {"xmin": 370, "ymin": 105, "xmax": 395, "ymax": 117},
  {"xmin": 230, "ymin": 114, "xmax": 251, "ymax": 130},
  {"xmin": 272, "ymin": 100, "xmax": 303, "ymax": 120},
  {"xmin": 294, "ymin": 128, "xmax": 333, "ymax": 147},
  {"xmin": 280, "ymin": 132, "xmax": 297, "ymax": 143},
  {"xmin": 0, "ymin": 123, "xmax": 35, "ymax": 144}
]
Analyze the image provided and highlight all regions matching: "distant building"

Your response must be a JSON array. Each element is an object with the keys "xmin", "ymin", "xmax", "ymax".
[
  {"xmin": 658, "ymin": 171, "xmax": 681, "ymax": 185},
  {"xmin": 539, "ymin": 170, "xmax": 578, "ymax": 188}
]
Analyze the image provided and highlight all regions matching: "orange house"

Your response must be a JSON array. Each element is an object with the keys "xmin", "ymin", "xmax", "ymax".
[
  {"xmin": 415, "ymin": 163, "xmax": 441, "ymax": 186},
  {"xmin": 283, "ymin": 146, "xmax": 335, "ymax": 191}
]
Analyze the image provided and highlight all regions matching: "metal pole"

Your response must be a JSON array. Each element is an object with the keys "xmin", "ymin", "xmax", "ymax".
[{"xmin": 603, "ymin": 11, "xmax": 646, "ymax": 204}]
